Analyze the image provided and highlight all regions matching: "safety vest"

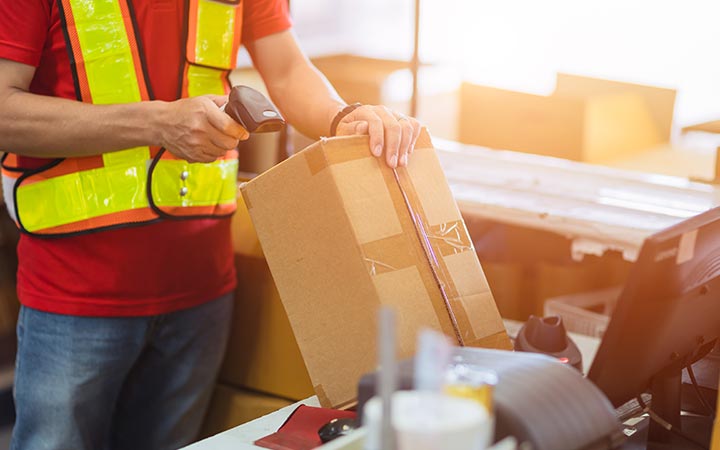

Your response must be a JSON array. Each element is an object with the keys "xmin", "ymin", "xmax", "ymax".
[{"xmin": 1, "ymin": 0, "xmax": 243, "ymax": 236}]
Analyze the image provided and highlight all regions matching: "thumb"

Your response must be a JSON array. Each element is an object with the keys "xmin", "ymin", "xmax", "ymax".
[
  {"xmin": 335, "ymin": 120, "xmax": 369, "ymax": 137},
  {"xmin": 207, "ymin": 95, "xmax": 229, "ymax": 108}
]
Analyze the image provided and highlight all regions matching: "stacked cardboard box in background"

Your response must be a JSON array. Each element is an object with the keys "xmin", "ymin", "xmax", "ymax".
[
  {"xmin": 459, "ymin": 74, "xmax": 676, "ymax": 163},
  {"xmin": 200, "ymin": 384, "xmax": 292, "ymax": 439}
]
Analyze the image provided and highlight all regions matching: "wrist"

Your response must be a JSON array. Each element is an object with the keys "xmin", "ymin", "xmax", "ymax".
[
  {"xmin": 146, "ymin": 100, "xmax": 171, "ymax": 147},
  {"xmin": 325, "ymin": 102, "xmax": 344, "ymax": 136},
  {"xmin": 329, "ymin": 102, "xmax": 362, "ymax": 137}
]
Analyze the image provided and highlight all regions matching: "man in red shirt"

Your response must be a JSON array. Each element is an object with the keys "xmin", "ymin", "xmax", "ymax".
[{"xmin": 0, "ymin": 1, "xmax": 421, "ymax": 449}]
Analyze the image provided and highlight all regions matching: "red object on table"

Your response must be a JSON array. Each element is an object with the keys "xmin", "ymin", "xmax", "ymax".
[{"xmin": 254, "ymin": 405, "xmax": 357, "ymax": 450}]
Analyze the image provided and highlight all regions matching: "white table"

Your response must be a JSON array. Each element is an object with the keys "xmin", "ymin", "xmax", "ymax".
[
  {"xmin": 185, "ymin": 321, "xmax": 601, "ymax": 449},
  {"xmin": 436, "ymin": 138, "xmax": 719, "ymax": 261}
]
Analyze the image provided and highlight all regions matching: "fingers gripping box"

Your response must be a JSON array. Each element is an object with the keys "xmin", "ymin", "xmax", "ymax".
[{"xmin": 240, "ymin": 129, "xmax": 511, "ymax": 408}]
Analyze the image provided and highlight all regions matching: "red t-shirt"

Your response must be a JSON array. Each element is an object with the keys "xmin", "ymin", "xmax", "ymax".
[{"xmin": 0, "ymin": 0, "xmax": 291, "ymax": 316}]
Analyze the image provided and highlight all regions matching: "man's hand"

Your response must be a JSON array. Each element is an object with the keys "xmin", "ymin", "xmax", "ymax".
[
  {"xmin": 159, "ymin": 95, "xmax": 249, "ymax": 163},
  {"xmin": 0, "ymin": 59, "xmax": 249, "ymax": 160},
  {"xmin": 334, "ymin": 105, "xmax": 422, "ymax": 169}
]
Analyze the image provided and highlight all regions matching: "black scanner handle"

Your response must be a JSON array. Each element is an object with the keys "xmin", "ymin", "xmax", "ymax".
[{"xmin": 223, "ymin": 85, "xmax": 285, "ymax": 133}]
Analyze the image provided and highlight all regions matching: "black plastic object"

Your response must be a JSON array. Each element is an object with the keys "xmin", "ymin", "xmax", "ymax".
[
  {"xmin": 515, "ymin": 315, "xmax": 583, "ymax": 372},
  {"xmin": 317, "ymin": 418, "xmax": 357, "ymax": 443},
  {"xmin": 224, "ymin": 85, "xmax": 285, "ymax": 133},
  {"xmin": 357, "ymin": 348, "xmax": 624, "ymax": 450}
]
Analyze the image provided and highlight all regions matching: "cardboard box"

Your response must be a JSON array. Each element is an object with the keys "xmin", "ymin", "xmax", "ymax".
[
  {"xmin": 219, "ymin": 193, "xmax": 314, "ymax": 401},
  {"xmin": 218, "ymin": 254, "xmax": 314, "ymax": 400},
  {"xmin": 241, "ymin": 130, "xmax": 511, "ymax": 408},
  {"xmin": 200, "ymin": 384, "xmax": 292, "ymax": 439},
  {"xmin": 310, "ymin": 55, "xmax": 410, "ymax": 106},
  {"xmin": 459, "ymin": 74, "xmax": 676, "ymax": 163},
  {"xmin": 553, "ymin": 73, "xmax": 675, "ymax": 143}
]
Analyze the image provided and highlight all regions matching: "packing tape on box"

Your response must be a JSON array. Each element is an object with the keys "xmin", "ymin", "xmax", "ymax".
[
  {"xmin": 475, "ymin": 330, "xmax": 515, "ymax": 349},
  {"xmin": 361, "ymin": 234, "xmax": 416, "ymax": 275},
  {"xmin": 305, "ymin": 136, "xmax": 371, "ymax": 176},
  {"xmin": 390, "ymin": 166, "xmax": 477, "ymax": 346},
  {"xmin": 304, "ymin": 133, "xmax": 478, "ymax": 346},
  {"xmin": 427, "ymin": 220, "xmax": 474, "ymax": 256}
]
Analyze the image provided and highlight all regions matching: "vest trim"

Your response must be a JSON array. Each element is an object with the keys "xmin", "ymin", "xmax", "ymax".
[
  {"xmin": 56, "ymin": 0, "xmax": 82, "ymax": 101},
  {"xmin": 125, "ymin": 0, "xmax": 156, "ymax": 100},
  {"xmin": 147, "ymin": 148, "xmax": 238, "ymax": 220}
]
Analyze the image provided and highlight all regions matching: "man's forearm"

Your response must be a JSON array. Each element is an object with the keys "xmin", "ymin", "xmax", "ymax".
[
  {"xmin": 0, "ymin": 88, "xmax": 166, "ymax": 158},
  {"xmin": 263, "ymin": 61, "xmax": 344, "ymax": 140},
  {"xmin": 247, "ymin": 31, "xmax": 344, "ymax": 141}
]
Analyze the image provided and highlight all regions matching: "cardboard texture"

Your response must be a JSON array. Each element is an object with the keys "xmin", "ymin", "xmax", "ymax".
[
  {"xmin": 219, "ymin": 193, "xmax": 314, "ymax": 401},
  {"xmin": 241, "ymin": 129, "xmax": 511, "ymax": 409},
  {"xmin": 459, "ymin": 74, "xmax": 676, "ymax": 163},
  {"xmin": 199, "ymin": 384, "xmax": 292, "ymax": 439}
]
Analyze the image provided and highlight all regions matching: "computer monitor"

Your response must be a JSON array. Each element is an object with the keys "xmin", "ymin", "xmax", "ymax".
[{"xmin": 587, "ymin": 205, "xmax": 720, "ymax": 448}]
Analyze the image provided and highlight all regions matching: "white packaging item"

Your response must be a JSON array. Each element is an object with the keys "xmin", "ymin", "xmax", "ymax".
[{"xmin": 363, "ymin": 391, "xmax": 492, "ymax": 450}]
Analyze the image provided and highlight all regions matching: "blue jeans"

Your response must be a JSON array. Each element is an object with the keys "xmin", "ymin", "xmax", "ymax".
[{"xmin": 11, "ymin": 293, "xmax": 233, "ymax": 450}]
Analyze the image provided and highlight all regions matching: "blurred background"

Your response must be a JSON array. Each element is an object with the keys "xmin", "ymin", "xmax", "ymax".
[
  {"xmin": 3, "ymin": 1, "xmax": 720, "ymax": 446},
  {"xmin": 286, "ymin": 0, "xmax": 720, "ymax": 128}
]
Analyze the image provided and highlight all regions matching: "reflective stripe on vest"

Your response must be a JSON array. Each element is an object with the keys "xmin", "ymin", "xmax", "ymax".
[
  {"xmin": 187, "ymin": 0, "xmax": 242, "ymax": 70},
  {"xmin": 3, "ymin": 0, "xmax": 243, "ymax": 236},
  {"xmin": 152, "ymin": 0, "xmax": 242, "ymax": 217},
  {"xmin": 149, "ymin": 149, "xmax": 239, "ymax": 218}
]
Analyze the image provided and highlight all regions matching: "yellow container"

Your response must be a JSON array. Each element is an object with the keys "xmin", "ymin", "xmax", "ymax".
[{"xmin": 443, "ymin": 365, "xmax": 498, "ymax": 414}]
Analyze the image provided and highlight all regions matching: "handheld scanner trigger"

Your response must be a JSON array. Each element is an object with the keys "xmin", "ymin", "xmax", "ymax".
[{"xmin": 223, "ymin": 85, "xmax": 285, "ymax": 133}]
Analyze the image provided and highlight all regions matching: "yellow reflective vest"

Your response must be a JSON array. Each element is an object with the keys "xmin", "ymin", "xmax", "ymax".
[{"xmin": 1, "ymin": 0, "xmax": 243, "ymax": 236}]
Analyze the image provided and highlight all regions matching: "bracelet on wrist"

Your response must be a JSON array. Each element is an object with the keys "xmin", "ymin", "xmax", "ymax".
[{"xmin": 329, "ymin": 103, "xmax": 362, "ymax": 137}]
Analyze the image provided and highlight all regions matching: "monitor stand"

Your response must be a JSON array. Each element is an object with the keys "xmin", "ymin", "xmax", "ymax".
[{"xmin": 623, "ymin": 365, "xmax": 713, "ymax": 450}]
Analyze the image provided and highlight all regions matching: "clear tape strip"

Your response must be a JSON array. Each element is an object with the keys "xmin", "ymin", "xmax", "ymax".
[
  {"xmin": 391, "ymin": 168, "xmax": 465, "ymax": 346},
  {"xmin": 365, "ymin": 258, "xmax": 398, "ymax": 276}
]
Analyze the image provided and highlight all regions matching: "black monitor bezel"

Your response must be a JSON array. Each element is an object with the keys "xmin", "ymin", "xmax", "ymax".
[{"xmin": 587, "ymin": 206, "xmax": 720, "ymax": 408}]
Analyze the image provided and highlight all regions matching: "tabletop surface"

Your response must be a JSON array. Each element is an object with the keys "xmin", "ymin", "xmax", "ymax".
[{"xmin": 435, "ymin": 138, "xmax": 718, "ymax": 261}]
